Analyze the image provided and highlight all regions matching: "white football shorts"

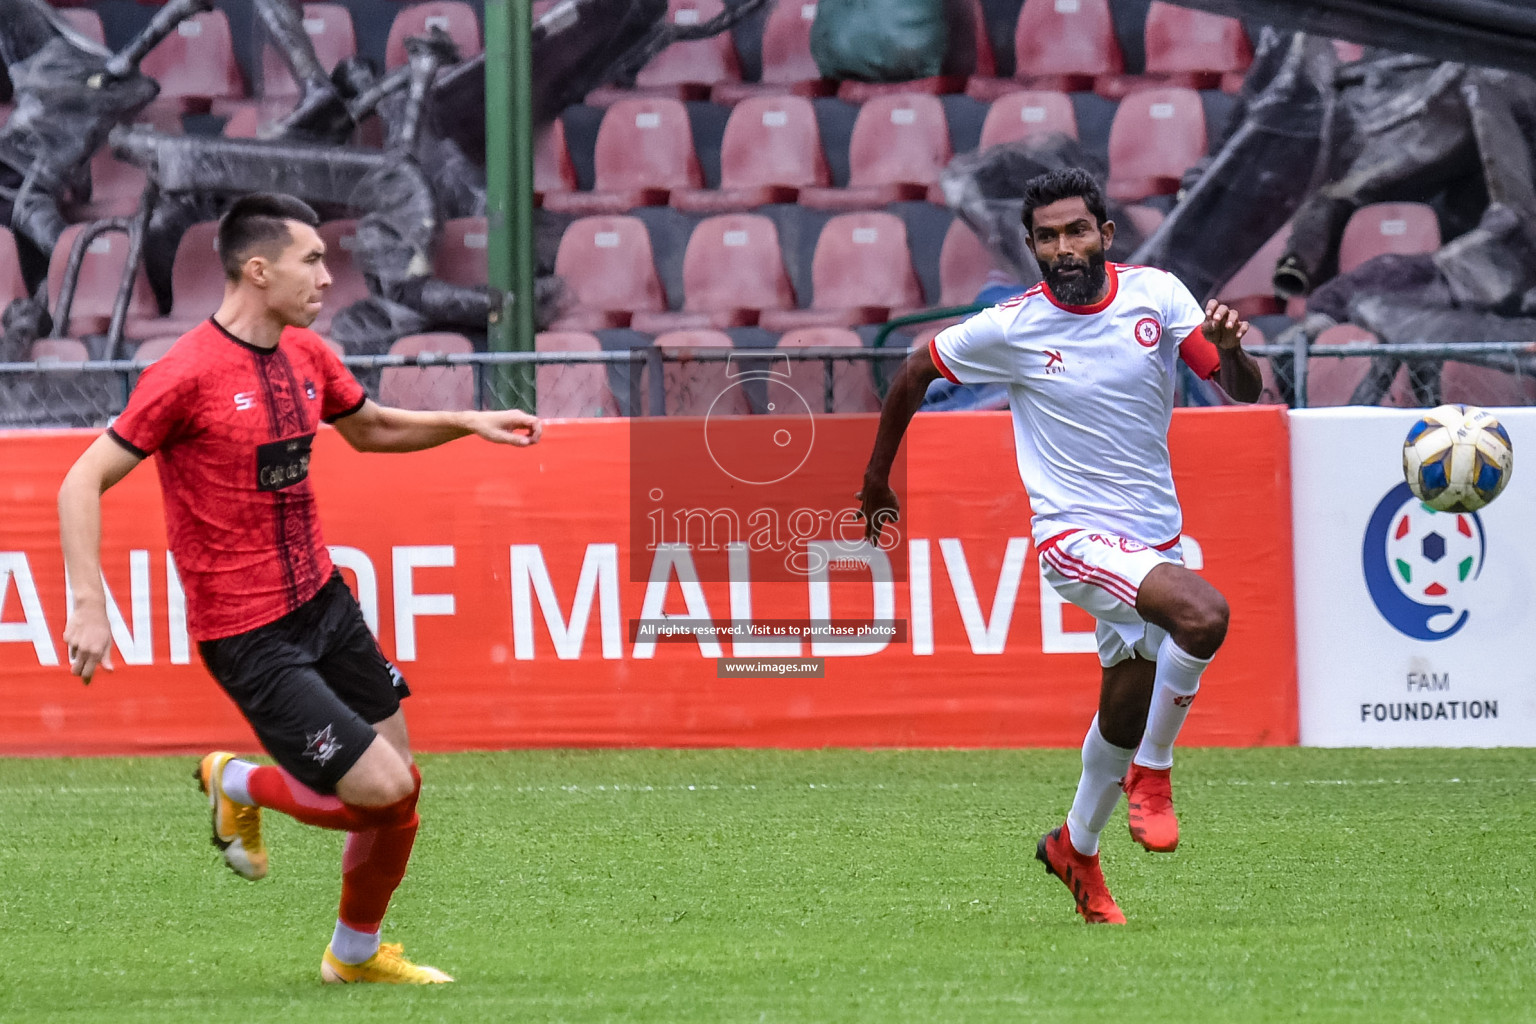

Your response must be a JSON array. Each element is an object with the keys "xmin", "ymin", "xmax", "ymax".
[{"xmin": 1038, "ymin": 528, "xmax": 1183, "ymax": 667}]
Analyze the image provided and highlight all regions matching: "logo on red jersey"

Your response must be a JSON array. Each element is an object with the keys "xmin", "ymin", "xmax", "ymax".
[
  {"xmin": 303, "ymin": 379, "xmax": 317, "ymax": 401},
  {"xmin": 1134, "ymin": 317, "xmax": 1162, "ymax": 348},
  {"xmin": 1044, "ymin": 349, "xmax": 1066, "ymax": 374},
  {"xmin": 233, "ymin": 391, "xmax": 256, "ymax": 411},
  {"xmin": 303, "ymin": 724, "xmax": 342, "ymax": 765}
]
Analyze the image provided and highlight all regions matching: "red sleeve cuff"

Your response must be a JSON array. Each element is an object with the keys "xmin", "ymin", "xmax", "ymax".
[
  {"xmin": 928, "ymin": 337, "xmax": 961, "ymax": 384},
  {"xmin": 1178, "ymin": 326, "xmax": 1221, "ymax": 380}
]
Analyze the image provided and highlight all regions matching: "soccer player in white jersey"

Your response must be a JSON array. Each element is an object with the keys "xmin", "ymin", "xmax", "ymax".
[{"xmin": 859, "ymin": 168, "xmax": 1262, "ymax": 924}]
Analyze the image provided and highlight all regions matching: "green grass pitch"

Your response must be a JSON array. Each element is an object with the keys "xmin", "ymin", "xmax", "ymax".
[{"xmin": 1, "ymin": 748, "xmax": 1533, "ymax": 1022}]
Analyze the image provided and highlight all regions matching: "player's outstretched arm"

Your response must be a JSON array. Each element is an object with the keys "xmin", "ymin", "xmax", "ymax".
[
  {"xmin": 58, "ymin": 435, "xmax": 143, "ymax": 683},
  {"xmin": 1203, "ymin": 300, "xmax": 1263, "ymax": 404},
  {"xmin": 332, "ymin": 399, "xmax": 543, "ymax": 453},
  {"xmin": 858, "ymin": 344, "xmax": 942, "ymax": 544}
]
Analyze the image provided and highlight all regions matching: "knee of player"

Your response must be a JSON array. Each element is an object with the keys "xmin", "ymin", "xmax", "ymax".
[
  {"xmin": 1177, "ymin": 592, "xmax": 1229, "ymax": 658},
  {"xmin": 344, "ymin": 759, "xmax": 416, "ymax": 808}
]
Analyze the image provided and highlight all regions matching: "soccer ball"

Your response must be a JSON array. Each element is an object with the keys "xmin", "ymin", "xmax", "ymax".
[{"xmin": 1402, "ymin": 404, "xmax": 1514, "ymax": 513}]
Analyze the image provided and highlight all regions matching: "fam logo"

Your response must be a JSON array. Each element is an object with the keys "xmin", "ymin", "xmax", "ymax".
[
  {"xmin": 1133, "ymin": 317, "xmax": 1161, "ymax": 348},
  {"xmin": 1362, "ymin": 483, "xmax": 1486, "ymax": 641}
]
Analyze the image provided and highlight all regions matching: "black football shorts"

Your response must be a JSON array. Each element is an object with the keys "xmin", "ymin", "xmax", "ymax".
[{"xmin": 198, "ymin": 571, "xmax": 410, "ymax": 794}]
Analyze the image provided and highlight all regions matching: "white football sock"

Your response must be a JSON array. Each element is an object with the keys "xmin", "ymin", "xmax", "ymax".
[
  {"xmin": 1066, "ymin": 715, "xmax": 1136, "ymax": 857},
  {"xmin": 331, "ymin": 920, "xmax": 382, "ymax": 965},
  {"xmin": 219, "ymin": 758, "xmax": 256, "ymax": 805},
  {"xmin": 1134, "ymin": 635, "xmax": 1211, "ymax": 770}
]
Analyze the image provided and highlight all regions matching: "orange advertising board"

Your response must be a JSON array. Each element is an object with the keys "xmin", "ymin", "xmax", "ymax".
[{"xmin": 0, "ymin": 409, "xmax": 1296, "ymax": 754}]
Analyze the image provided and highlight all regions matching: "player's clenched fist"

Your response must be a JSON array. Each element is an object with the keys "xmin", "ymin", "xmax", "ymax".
[
  {"xmin": 469, "ymin": 409, "xmax": 543, "ymax": 447},
  {"xmin": 1202, "ymin": 299, "xmax": 1250, "ymax": 350}
]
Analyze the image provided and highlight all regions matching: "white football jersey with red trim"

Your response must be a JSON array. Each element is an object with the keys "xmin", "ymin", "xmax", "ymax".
[{"xmin": 930, "ymin": 262, "xmax": 1214, "ymax": 548}]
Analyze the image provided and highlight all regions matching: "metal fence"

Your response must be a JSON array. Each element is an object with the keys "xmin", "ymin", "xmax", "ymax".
[{"xmin": 2, "ymin": 342, "xmax": 1535, "ymax": 429}]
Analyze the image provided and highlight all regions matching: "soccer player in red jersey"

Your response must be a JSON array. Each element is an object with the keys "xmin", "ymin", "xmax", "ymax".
[{"xmin": 57, "ymin": 193, "xmax": 542, "ymax": 983}]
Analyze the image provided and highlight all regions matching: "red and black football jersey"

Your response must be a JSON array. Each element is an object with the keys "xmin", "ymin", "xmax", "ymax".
[{"xmin": 108, "ymin": 319, "xmax": 367, "ymax": 640}]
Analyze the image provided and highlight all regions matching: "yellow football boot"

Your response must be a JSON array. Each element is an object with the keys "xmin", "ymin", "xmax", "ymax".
[
  {"xmin": 194, "ymin": 751, "xmax": 268, "ymax": 880},
  {"xmin": 321, "ymin": 943, "xmax": 455, "ymax": 984}
]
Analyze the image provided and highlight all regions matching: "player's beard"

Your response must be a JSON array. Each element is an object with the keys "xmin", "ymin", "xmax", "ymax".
[{"xmin": 1041, "ymin": 248, "xmax": 1108, "ymax": 306}]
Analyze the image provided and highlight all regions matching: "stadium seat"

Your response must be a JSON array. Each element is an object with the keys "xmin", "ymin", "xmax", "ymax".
[
  {"xmin": 535, "ymin": 119, "xmax": 578, "ymax": 204},
  {"xmin": 46, "ymin": 225, "xmax": 159, "ymax": 338},
  {"xmin": 71, "ymin": 150, "xmax": 149, "ymax": 220},
  {"xmin": 798, "ymin": 94, "xmax": 952, "ymax": 210},
  {"xmin": 140, "ymin": 10, "xmax": 246, "ymax": 115},
  {"xmin": 631, "ymin": 214, "xmax": 796, "ymax": 332},
  {"xmin": 710, "ymin": 0, "xmax": 835, "ymax": 103},
  {"xmin": 542, "ymin": 98, "xmax": 702, "ymax": 215},
  {"xmin": 1106, "ymin": 87, "xmax": 1206, "ymax": 202},
  {"xmin": 380, "ymin": 332, "xmax": 475, "ymax": 411},
  {"xmin": 653, "ymin": 329, "xmax": 750, "ymax": 416},
  {"xmin": 434, "ymin": 216, "xmax": 489, "ymax": 287},
  {"xmin": 1337, "ymin": 203, "xmax": 1442, "ymax": 275},
  {"xmin": 759, "ymin": 212, "xmax": 923, "ymax": 330},
  {"xmin": 967, "ymin": 0, "xmax": 1123, "ymax": 101},
  {"xmin": 0, "ymin": 227, "xmax": 27, "ymax": 307},
  {"xmin": 126, "ymin": 221, "xmax": 222, "ymax": 338},
  {"xmin": 1123, "ymin": 204, "xmax": 1166, "ymax": 238},
  {"xmin": 1142, "ymin": 2, "xmax": 1253, "ymax": 92},
  {"xmin": 261, "ymin": 3, "xmax": 357, "ymax": 99},
  {"xmin": 30, "ymin": 338, "xmax": 90, "ymax": 363},
  {"xmin": 550, "ymin": 215, "xmax": 667, "ymax": 329},
  {"xmin": 671, "ymin": 95, "xmax": 829, "ymax": 212},
  {"xmin": 131, "ymin": 336, "xmax": 179, "ymax": 363},
  {"xmin": 938, "ymin": 218, "xmax": 997, "ymax": 306},
  {"xmin": 534, "ymin": 330, "xmax": 620, "ymax": 417},
  {"xmin": 1218, "ymin": 224, "xmax": 1292, "ymax": 319},
  {"xmin": 775, "ymin": 326, "xmax": 880, "ymax": 413},
  {"xmin": 1304, "ymin": 323, "xmax": 1414, "ymax": 407},
  {"xmin": 312, "ymin": 220, "xmax": 371, "ymax": 335},
  {"xmin": 588, "ymin": 0, "xmax": 741, "ymax": 104},
  {"xmin": 978, "ymin": 90, "xmax": 1078, "ymax": 146},
  {"xmin": 1332, "ymin": 39, "xmax": 1365, "ymax": 63},
  {"xmin": 1440, "ymin": 361, "xmax": 1536, "ymax": 407},
  {"xmin": 836, "ymin": 0, "xmax": 992, "ymax": 102},
  {"xmin": 55, "ymin": 7, "xmax": 106, "ymax": 46},
  {"xmin": 385, "ymin": 1, "xmax": 482, "ymax": 70}
]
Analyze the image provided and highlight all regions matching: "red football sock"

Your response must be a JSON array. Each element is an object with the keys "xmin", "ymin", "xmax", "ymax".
[
  {"xmin": 338, "ymin": 765, "xmax": 422, "ymax": 933},
  {"xmin": 245, "ymin": 765, "xmax": 412, "ymax": 832}
]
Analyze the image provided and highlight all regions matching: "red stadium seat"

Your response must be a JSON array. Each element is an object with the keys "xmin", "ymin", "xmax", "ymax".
[
  {"xmin": 434, "ymin": 216, "xmax": 489, "ymax": 287},
  {"xmin": 542, "ymin": 98, "xmax": 702, "ymax": 215},
  {"xmin": 938, "ymin": 218, "xmax": 998, "ymax": 306},
  {"xmin": 140, "ymin": 10, "xmax": 246, "ymax": 114},
  {"xmin": 535, "ymin": 119, "xmax": 578, "ymax": 203},
  {"xmin": 671, "ymin": 95, "xmax": 829, "ymax": 212},
  {"xmin": 311, "ymin": 220, "xmax": 371, "ymax": 335},
  {"xmin": 836, "ymin": 0, "xmax": 992, "ymax": 102},
  {"xmin": 711, "ymin": 0, "xmax": 835, "ymax": 103},
  {"xmin": 385, "ymin": 1, "xmax": 482, "ymax": 70},
  {"xmin": 0, "ymin": 227, "xmax": 27, "ymax": 307},
  {"xmin": 1218, "ymin": 224, "xmax": 1291, "ymax": 319},
  {"xmin": 1143, "ymin": 1, "xmax": 1252, "ymax": 91},
  {"xmin": 46, "ymin": 225, "xmax": 159, "ymax": 338},
  {"xmin": 1332, "ymin": 39, "xmax": 1365, "ymax": 63},
  {"xmin": 126, "ymin": 221, "xmax": 223, "ymax": 339},
  {"xmin": 131, "ymin": 336, "xmax": 179, "ymax": 364},
  {"xmin": 72, "ymin": 150, "xmax": 149, "ymax": 220},
  {"xmin": 653, "ymin": 329, "xmax": 749, "ymax": 416},
  {"xmin": 799, "ymin": 93, "xmax": 951, "ymax": 209},
  {"xmin": 632, "ymin": 214, "xmax": 796, "ymax": 332},
  {"xmin": 759, "ymin": 212, "xmax": 923, "ymax": 330},
  {"xmin": 775, "ymin": 327, "xmax": 880, "ymax": 413},
  {"xmin": 1337, "ymin": 203, "xmax": 1442, "ymax": 275},
  {"xmin": 1440, "ymin": 361, "xmax": 1536, "ymax": 407},
  {"xmin": 968, "ymin": 0, "xmax": 1123, "ymax": 100},
  {"xmin": 261, "ymin": 3, "xmax": 357, "ymax": 99},
  {"xmin": 979, "ymin": 90, "xmax": 1078, "ymax": 147},
  {"xmin": 628, "ymin": 0, "xmax": 742, "ymax": 101},
  {"xmin": 535, "ymin": 331, "xmax": 620, "ymax": 417},
  {"xmin": 1304, "ymin": 323, "xmax": 1414, "ymax": 407},
  {"xmin": 381, "ymin": 333, "xmax": 476, "ymax": 411},
  {"xmin": 550, "ymin": 215, "xmax": 667, "ymax": 329},
  {"xmin": 30, "ymin": 338, "xmax": 90, "ymax": 363},
  {"xmin": 1106, "ymin": 87, "xmax": 1206, "ymax": 202},
  {"xmin": 55, "ymin": 7, "xmax": 105, "ymax": 46}
]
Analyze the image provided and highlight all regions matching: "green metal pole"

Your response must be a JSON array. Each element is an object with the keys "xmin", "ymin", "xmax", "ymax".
[{"xmin": 484, "ymin": 0, "xmax": 535, "ymax": 410}]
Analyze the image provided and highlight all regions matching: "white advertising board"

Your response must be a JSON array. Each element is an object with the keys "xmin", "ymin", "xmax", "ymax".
[{"xmin": 1292, "ymin": 407, "xmax": 1536, "ymax": 746}]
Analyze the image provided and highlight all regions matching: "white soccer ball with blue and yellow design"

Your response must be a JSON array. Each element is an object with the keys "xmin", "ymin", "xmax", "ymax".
[{"xmin": 1402, "ymin": 404, "xmax": 1513, "ymax": 513}]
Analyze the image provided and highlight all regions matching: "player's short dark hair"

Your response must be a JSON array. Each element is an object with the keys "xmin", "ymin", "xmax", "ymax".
[
  {"xmin": 1021, "ymin": 168, "xmax": 1109, "ymax": 234},
  {"xmin": 217, "ymin": 192, "xmax": 321, "ymax": 281}
]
